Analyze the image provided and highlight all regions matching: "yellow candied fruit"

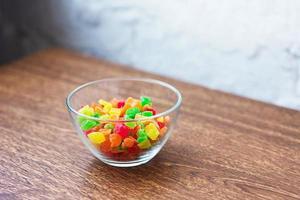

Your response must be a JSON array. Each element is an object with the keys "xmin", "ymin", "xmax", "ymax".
[
  {"xmin": 109, "ymin": 108, "xmax": 121, "ymax": 117},
  {"xmin": 145, "ymin": 123, "xmax": 159, "ymax": 140},
  {"xmin": 79, "ymin": 105, "xmax": 94, "ymax": 116},
  {"xmin": 98, "ymin": 99, "xmax": 112, "ymax": 113},
  {"xmin": 88, "ymin": 132, "xmax": 106, "ymax": 144},
  {"xmin": 98, "ymin": 99, "xmax": 109, "ymax": 105},
  {"xmin": 138, "ymin": 139, "xmax": 151, "ymax": 149},
  {"xmin": 104, "ymin": 104, "xmax": 112, "ymax": 113},
  {"xmin": 156, "ymin": 117, "xmax": 164, "ymax": 123}
]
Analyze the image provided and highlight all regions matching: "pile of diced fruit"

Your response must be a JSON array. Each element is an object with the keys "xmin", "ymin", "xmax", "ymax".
[{"xmin": 77, "ymin": 96, "xmax": 170, "ymax": 160}]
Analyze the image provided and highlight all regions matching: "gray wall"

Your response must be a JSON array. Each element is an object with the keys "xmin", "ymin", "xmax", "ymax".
[
  {"xmin": 0, "ymin": 2, "xmax": 21, "ymax": 63},
  {"xmin": 1, "ymin": 0, "xmax": 300, "ymax": 110}
]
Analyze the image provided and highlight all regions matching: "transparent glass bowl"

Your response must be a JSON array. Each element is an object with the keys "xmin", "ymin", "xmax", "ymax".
[{"xmin": 66, "ymin": 78, "xmax": 182, "ymax": 167}]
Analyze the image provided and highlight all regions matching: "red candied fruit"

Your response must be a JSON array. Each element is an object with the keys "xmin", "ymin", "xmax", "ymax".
[
  {"xmin": 157, "ymin": 122, "xmax": 165, "ymax": 129},
  {"xmin": 143, "ymin": 106, "xmax": 157, "ymax": 115},
  {"xmin": 130, "ymin": 126, "xmax": 140, "ymax": 138},
  {"xmin": 117, "ymin": 100, "xmax": 125, "ymax": 108},
  {"xmin": 128, "ymin": 145, "xmax": 140, "ymax": 155},
  {"xmin": 115, "ymin": 123, "xmax": 130, "ymax": 138}
]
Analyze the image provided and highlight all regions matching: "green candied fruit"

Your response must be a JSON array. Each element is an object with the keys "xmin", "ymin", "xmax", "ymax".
[
  {"xmin": 125, "ymin": 122, "xmax": 136, "ymax": 129},
  {"xmin": 104, "ymin": 123, "xmax": 114, "ymax": 129},
  {"xmin": 77, "ymin": 116, "xmax": 87, "ymax": 124},
  {"xmin": 140, "ymin": 96, "xmax": 152, "ymax": 107},
  {"xmin": 142, "ymin": 111, "xmax": 153, "ymax": 117},
  {"xmin": 125, "ymin": 107, "xmax": 140, "ymax": 119},
  {"xmin": 137, "ymin": 135, "xmax": 148, "ymax": 143},
  {"xmin": 80, "ymin": 120, "xmax": 99, "ymax": 131},
  {"xmin": 137, "ymin": 129, "xmax": 147, "ymax": 137}
]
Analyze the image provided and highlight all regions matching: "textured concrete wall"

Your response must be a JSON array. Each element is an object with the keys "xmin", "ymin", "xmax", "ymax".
[{"xmin": 1, "ymin": 0, "xmax": 300, "ymax": 110}]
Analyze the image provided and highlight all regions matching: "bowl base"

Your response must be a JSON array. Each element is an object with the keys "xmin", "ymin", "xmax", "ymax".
[
  {"xmin": 101, "ymin": 157, "xmax": 152, "ymax": 167},
  {"xmin": 93, "ymin": 148, "xmax": 161, "ymax": 167}
]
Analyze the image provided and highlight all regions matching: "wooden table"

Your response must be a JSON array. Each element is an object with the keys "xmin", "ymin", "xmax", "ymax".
[{"xmin": 1, "ymin": 49, "xmax": 300, "ymax": 200}]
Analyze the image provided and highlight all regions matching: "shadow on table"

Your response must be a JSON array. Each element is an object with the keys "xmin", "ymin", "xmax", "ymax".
[{"xmin": 80, "ymin": 141, "xmax": 202, "ymax": 197}]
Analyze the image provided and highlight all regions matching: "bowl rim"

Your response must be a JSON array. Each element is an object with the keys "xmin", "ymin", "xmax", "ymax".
[{"xmin": 66, "ymin": 78, "xmax": 182, "ymax": 122}]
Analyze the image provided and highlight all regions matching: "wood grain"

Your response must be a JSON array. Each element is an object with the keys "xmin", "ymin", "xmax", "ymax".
[{"xmin": 0, "ymin": 48, "xmax": 300, "ymax": 200}]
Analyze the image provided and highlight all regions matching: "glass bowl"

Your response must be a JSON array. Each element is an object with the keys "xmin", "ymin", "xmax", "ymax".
[{"xmin": 66, "ymin": 78, "xmax": 182, "ymax": 167}]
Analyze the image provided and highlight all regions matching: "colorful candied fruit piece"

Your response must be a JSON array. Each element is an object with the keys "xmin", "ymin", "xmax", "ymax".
[
  {"xmin": 144, "ymin": 123, "xmax": 159, "ymax": 140},
  {"xmin": 125, "ymin": 121, "xmax": 136, "ymax": 129},
  {"xmin": 143, "ymin": 106, "xmax": 156, "ymax": 115},
  {"xmin": 122, "ymin": 137, "xmax": 136, "ymax": 148},
  {"xmin": 100, "ymin": 138, "xmax": 111, "ymax": 153},
  {"xmin": 94, "ymin": 106, "xmax": 105, "ymax": 115},
  {"xmin": 127, "ymin": 97, "xmax": 143, "ymax": 110},
  {"xmin": 109, "ymin": 108, "xmax": 121, "ymax": 117},
  {"xmin": 159, "ymin": 126, "xmax": 168, "ymax": 137},
  {"xmin": 156, "ymin": 117, "xmax": 164, "ymax": 123},
  {"xmin": 117, "ymin": 100, "xmax": 125, "ymax": 108},
  {"xmin": 88, "ymin": 132, "xmax": 106, "ymax": 145},
  {"xmin": 110, "ymin": 98, "xmax": 119, "ymax": 108},
  {"xmin": 119, "ymin": 97, "xmax": 133, "ymax": 116},
  {"xmin": 104, "ymin": 123, "xmax": 114, "ymax": 129},
  {"xmin": 81, "ymin": 120, "xmax": 99, "ymax": 131},
  {"xmin": 164, "ymin": 116, "xmax": 171, "ymax": 124},
  {"xmin": 98, "ymin": 128, "xmax": 112, "ymax": 136},
  {"xmin": 79, "ymin": 105, "xmax": 94, "ymax": 116},
  {"xmin": 141, "ymin": 111, "xmax": 153, "ymax": 117},
  {"xmin": 140, "ymin": 96, "xmax": 152, "ymax": 107},
  {"xmin": 138, "ymin": 139, "xmax": 151, "ymax": 149},
  {"xmin": 84, "ymin": 125, "xmax": 102, "ymax": 135},
  {"xmin": 109, "ymin": 133, "xmax": 122, "ymax": 148},
  {"xmin": 99, "ymin": 99, "xmax": 112, "ymax": 113},
  {"xmin": 125, "ymin": 107, "xmax": 140, "ymax": 119},
  {"xmin": 157, "ymin": 121, "xmax": 165, "ymax": 129},
  {"xmin": 137, "ymin": 129, "xmax": 147, "ymax": 137},
  {"xmin": 137, "ymin": 129, "xmax": 148, "ymax": 143},
  {"xmin": 115, "ymin": 124, "xmax": 130, "ymax": 138}
]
